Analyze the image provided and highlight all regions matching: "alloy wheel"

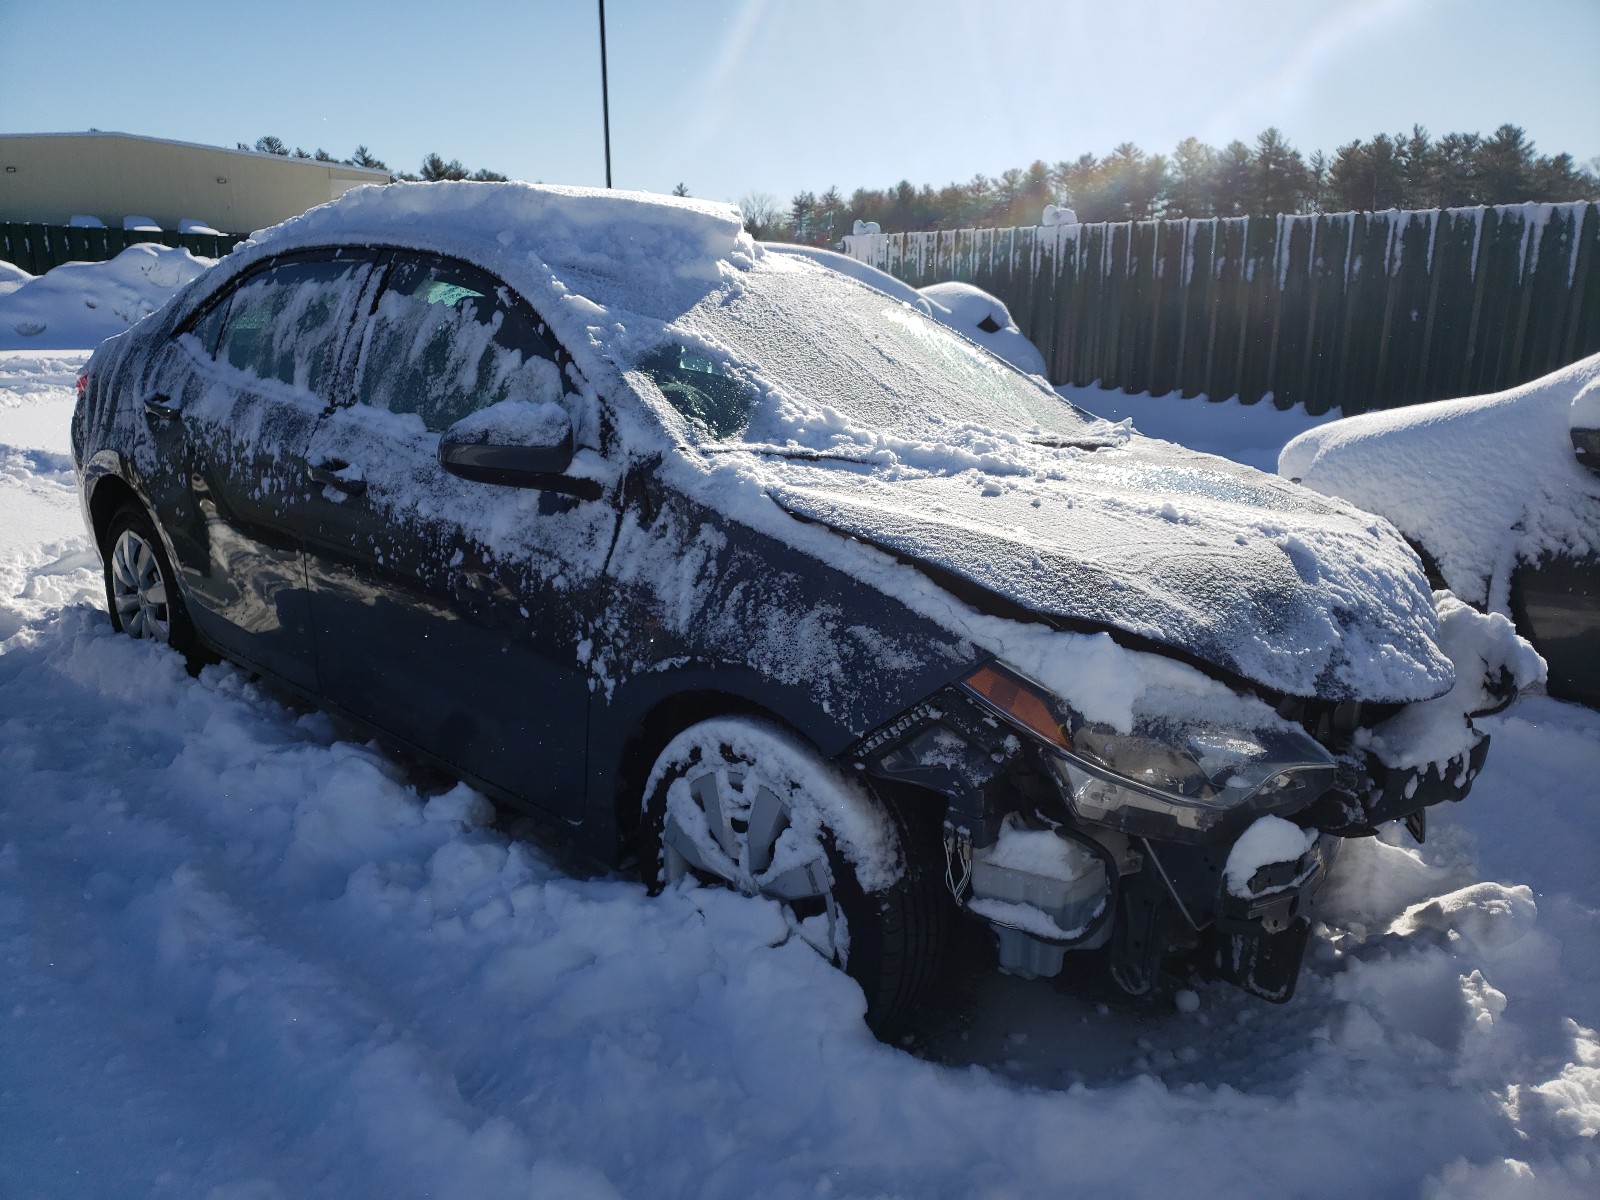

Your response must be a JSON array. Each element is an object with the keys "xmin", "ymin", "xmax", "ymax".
[
  {"xmin": 660, "ymin": 760, "xmax": 845, "ymax": 960},
  {"xmin": 109, "ymin": 528, "xmax": 171, "ymax": 642}
]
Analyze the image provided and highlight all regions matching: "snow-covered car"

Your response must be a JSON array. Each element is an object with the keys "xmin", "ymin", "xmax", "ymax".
[
  {"xmin": 1280, "ymin": 355, "xmax": 1599, "ymax": 708},
  {"xmin": 73, "ymin": 182, "xmax": 1540, "ymax": 1035}
]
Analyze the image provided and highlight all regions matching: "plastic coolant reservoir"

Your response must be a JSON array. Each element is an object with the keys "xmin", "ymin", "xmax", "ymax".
[{"xmin": 968, "ymin": 821, "xmax": 1111, "ymax": 979}]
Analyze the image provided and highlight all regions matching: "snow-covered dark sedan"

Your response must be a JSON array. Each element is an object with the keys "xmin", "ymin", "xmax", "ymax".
[
  {"xmin": 73, "ymin": 183, "xmax": 1540, "ymax": 1034},
  {"xmin": 1281, "ymin": 355, "xmax": 1599, "ymax": 709}
]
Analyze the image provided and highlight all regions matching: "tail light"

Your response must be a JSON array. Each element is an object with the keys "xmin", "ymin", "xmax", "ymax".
[{"xmin": 76, "ymin": 371, "xmax": 88, "ymax": 397}]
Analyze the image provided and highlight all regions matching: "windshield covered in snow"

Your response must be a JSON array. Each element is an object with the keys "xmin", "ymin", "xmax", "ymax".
[{"xmin": 630, "ymin": 258, "xmax": 1094, "ymax": 447}]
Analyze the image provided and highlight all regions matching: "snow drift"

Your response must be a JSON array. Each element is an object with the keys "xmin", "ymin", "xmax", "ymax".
[{"xmin": 0, "ymin": 244, "xmax": 213, "ymax": 351}]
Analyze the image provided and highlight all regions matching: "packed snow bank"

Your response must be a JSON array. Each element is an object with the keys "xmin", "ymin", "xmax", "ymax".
[
  {"xmin": 4, "ymin": 351, "xmax": 1600, "ymax": 1198},
  {"xmin": 1279, "ymin": 353, "xmax": 1600, "ymax": 610},
  {"xmin": 1068, "ymin": 386, "xmax": 1343, "ymax": 473},
  {"xmin": 0, "ymin": 244, "xmax": 213, "ymax": 351},
  {"xmin": 0, "ymin": 351, "xmax": 98, "ymax": 641},
  {"xmin": 0, "ymin": 260, "xmax": 31, "ymax": 298}
]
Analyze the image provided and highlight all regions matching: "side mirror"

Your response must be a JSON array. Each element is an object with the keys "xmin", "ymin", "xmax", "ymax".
[
  {"xmin": 438, "ymin": 402, "xmax": 598, "ymax": 497},
  {"xmin": 1573, "ymin": 428, "xmax": 1600, "ymax": 478}
]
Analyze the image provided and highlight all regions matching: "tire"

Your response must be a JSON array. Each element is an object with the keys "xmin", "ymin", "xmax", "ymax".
[
  {"xmin": 639, "ymin": 716, "xmax": 948, "ymax": 1037},
  {"xmin": 102, "ymin": 501, "xmax": 201, "ymax": 665}
]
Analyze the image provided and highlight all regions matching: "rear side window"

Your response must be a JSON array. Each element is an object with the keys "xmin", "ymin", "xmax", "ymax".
[
  {"xmin": 213, "ymin": 257, "xmax": 369, "ymax": 397},
  {"xmin": 352, "ymin": 256, "xmax": 565, "ymax": 433}
]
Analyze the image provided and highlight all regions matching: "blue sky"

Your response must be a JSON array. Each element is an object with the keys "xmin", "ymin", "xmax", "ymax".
[{"xmin": 3, "ymin": 0, "xmax": 1597, "ymax": 206}]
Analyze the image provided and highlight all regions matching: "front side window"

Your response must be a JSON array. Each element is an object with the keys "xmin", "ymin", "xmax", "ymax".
[
  {"xmin": 634, "ymin": 344, "xmax": 756, "ymax": 441},
  {"xmin": 212, "ymin": 256, "xmax": 369, "ymax": 398},
  {"xmin": 353, "ymin": 257, "xmax": 565, "ymax": 433}
]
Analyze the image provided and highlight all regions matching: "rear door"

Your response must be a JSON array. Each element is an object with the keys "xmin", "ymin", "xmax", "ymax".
[
  {"xmin": 301, "ymin": 252, "xmax": 615, "ymax": 817},
  {"xmin": 148, "ymin": 249, "xmax": 377, "ymax": 689}
]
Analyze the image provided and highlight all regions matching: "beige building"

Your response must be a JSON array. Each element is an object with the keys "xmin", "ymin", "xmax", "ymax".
[{"xmin": 0, "ymin": 131, "xmax": 393, "ymax": 235}]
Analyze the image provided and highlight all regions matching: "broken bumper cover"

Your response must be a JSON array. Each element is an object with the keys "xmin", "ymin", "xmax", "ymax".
[{"xmin": 1298, "ymin": 732, "xmax": 1491, "ymax": 840}]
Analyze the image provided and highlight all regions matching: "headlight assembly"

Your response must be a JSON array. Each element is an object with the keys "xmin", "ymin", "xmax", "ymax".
[{"xmin": 961, "ymin": 663, "xmax": 1335, "ymax": 839}]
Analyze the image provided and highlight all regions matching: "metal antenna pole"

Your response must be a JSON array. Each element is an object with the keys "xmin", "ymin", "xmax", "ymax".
[{"xmin": 598, "ymin": 0, "xmax": 612, "ymax": 188}]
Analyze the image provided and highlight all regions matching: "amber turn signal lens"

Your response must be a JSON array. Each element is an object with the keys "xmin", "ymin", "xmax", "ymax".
[{"xmin": 962, "ymin": 664, "xmax": 1069, "ymax": 750}]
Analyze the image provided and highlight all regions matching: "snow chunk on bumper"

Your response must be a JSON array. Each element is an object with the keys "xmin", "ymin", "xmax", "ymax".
[{"xmin": 1361, "ymin": 592, "xmax": 1546, "ymax": 773}]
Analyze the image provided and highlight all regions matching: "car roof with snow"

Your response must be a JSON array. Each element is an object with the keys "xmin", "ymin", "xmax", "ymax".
[{"xmin": 1280, "ymin": 353, "xmax": 1600, "ymax": 608}]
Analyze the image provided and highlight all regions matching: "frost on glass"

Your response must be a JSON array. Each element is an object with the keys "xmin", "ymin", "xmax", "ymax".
[
  {"xmin": 356, "ymin": 265, "xmax": 564, "ymax": 434},
  {"xmin": 634, "ymin": 344, "xmax": 755, "ymax": 441},
  {"xmin": 217, "ymin": 258, "xmax": 366, "ymax": 397},
  {"xmin": 658, "ymin": 265, "xmax": 1098, "ymax": 450}
]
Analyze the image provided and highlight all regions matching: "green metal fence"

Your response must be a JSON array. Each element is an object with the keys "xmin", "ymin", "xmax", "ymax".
[
  {"xmin": 1, "ymin": 222, "xmax": 246, "ymax": 275},
  {"xmin": 843, "ymin": 202, "xmax": 1600, "ymax": 414}
]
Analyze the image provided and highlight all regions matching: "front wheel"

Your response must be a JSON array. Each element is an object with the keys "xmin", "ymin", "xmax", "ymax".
[
  {"xmin": 102, "ymin": 502, "xmax": 200, "ymax": 663},
  {"xmin": 640, "ymin": 716, "xmax": 948, "ymax": 1036}
]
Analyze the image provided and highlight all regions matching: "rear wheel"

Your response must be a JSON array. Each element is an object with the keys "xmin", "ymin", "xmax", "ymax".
[
  {"xmin": 640, "ymin": 716, "xmax": 947, "ymax": 1037},
  {"xmin": 102, "ymin": 502, "xmax": 199, "ymax": 663}
]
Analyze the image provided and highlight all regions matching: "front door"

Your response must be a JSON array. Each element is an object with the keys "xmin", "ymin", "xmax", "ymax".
[
  {"xmin": 301, "ymin": 253, "xmax": 614, "ymax": 818},
  {"xmin": 151, "ymin": 250, "xmax": 376, "ymax": 690}
]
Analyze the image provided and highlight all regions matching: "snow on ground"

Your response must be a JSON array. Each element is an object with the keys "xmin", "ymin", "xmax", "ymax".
[
  {"xmin": 0, "ymin": 244, "xmax": 212, "ymax": 351},
  {"xmin": 1064, "ymin": 385, "xmax": 1342, "ymax": 473},
  {"xmin": 3, "ymin": 350, "xmax": 1599, "ymax": 1198}
]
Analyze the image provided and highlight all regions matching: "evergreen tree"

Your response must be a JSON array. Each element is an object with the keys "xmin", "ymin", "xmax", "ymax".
[
  {"xmin": 1475, "ymin": 124, "xmax": 1535, "ymax": 204},
  {"xmin": 671, "ymin": 182, "xmax": 690, "ymax": 197},
  {"xmin": 769, "ymin": 122, "xmax": 1593, "ymax": 235},
  {"xmin": 789, "ymin": 191, "xmax": 817, "ymax": 242},
  {"xmin": 350, "ymin": 146, "xmax": 389, "ymax": 171},
  {"xmin": 1306, "ymin": 150, "xmax": 1331, "ymax": 212},
  {"xmin": 1250, "ymin": 128, "xmax": 1308, "ymax": 216},
  {"xmin": 1434, "ymin": 133, "xmax": 1482, "ymax": 206},
  {"xmin": 1211, "ymin": 141, "xmax": 1254, "ymax": 216},
  {"xmin": 420, "ymin": 154, "xmax": 469, "ymax": 182},
  {"xmin": 254, "ymin": 135, "xmax": 290, "ymax": 156},
  {"xmin": 1399, "ymin": 125, "xmax": 1437, "ymax": 208},
  {"xmin": 1329, "ymin": 135, "xmax": 1406, "ymax": 211},
  {"xmin": 1051, "ymin": 154, "xmax": 1103, "ymax": 220},
  {"xmin": 813, "ymin": 187, "xmax": 845, "ymax": 243},
  {"xmin": 1166, "ymin": 137, "xmax": 1217, "ymax": 218}
]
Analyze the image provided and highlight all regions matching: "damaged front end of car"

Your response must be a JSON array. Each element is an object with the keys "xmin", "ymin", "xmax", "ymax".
[{"xmin": 845, "ymin": 606, "xmax": 1532, "ymax": 1005}]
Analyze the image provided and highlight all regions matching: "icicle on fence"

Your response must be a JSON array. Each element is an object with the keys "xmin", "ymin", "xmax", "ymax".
[{"xmin": 842, "ymin": 202, "xmax": 1600, "ymax": 415}]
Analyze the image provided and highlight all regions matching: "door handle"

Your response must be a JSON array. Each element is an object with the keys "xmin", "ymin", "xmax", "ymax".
[
  {"xmin": 308, "ymin": 460, "xmax": 368, "ymax": 496},
  {"xmin": 144, "ymin": 394, "xmax": 181, "ymax": 421},
  {"xmin": 452, "ymin": 570, "xmax": 512, "ymax": 602}
]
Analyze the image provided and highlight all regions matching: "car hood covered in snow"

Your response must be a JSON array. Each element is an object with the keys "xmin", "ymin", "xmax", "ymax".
[{"xmin": 751, "ymin": 435, "xmax": 1454, "ymax": 703}]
